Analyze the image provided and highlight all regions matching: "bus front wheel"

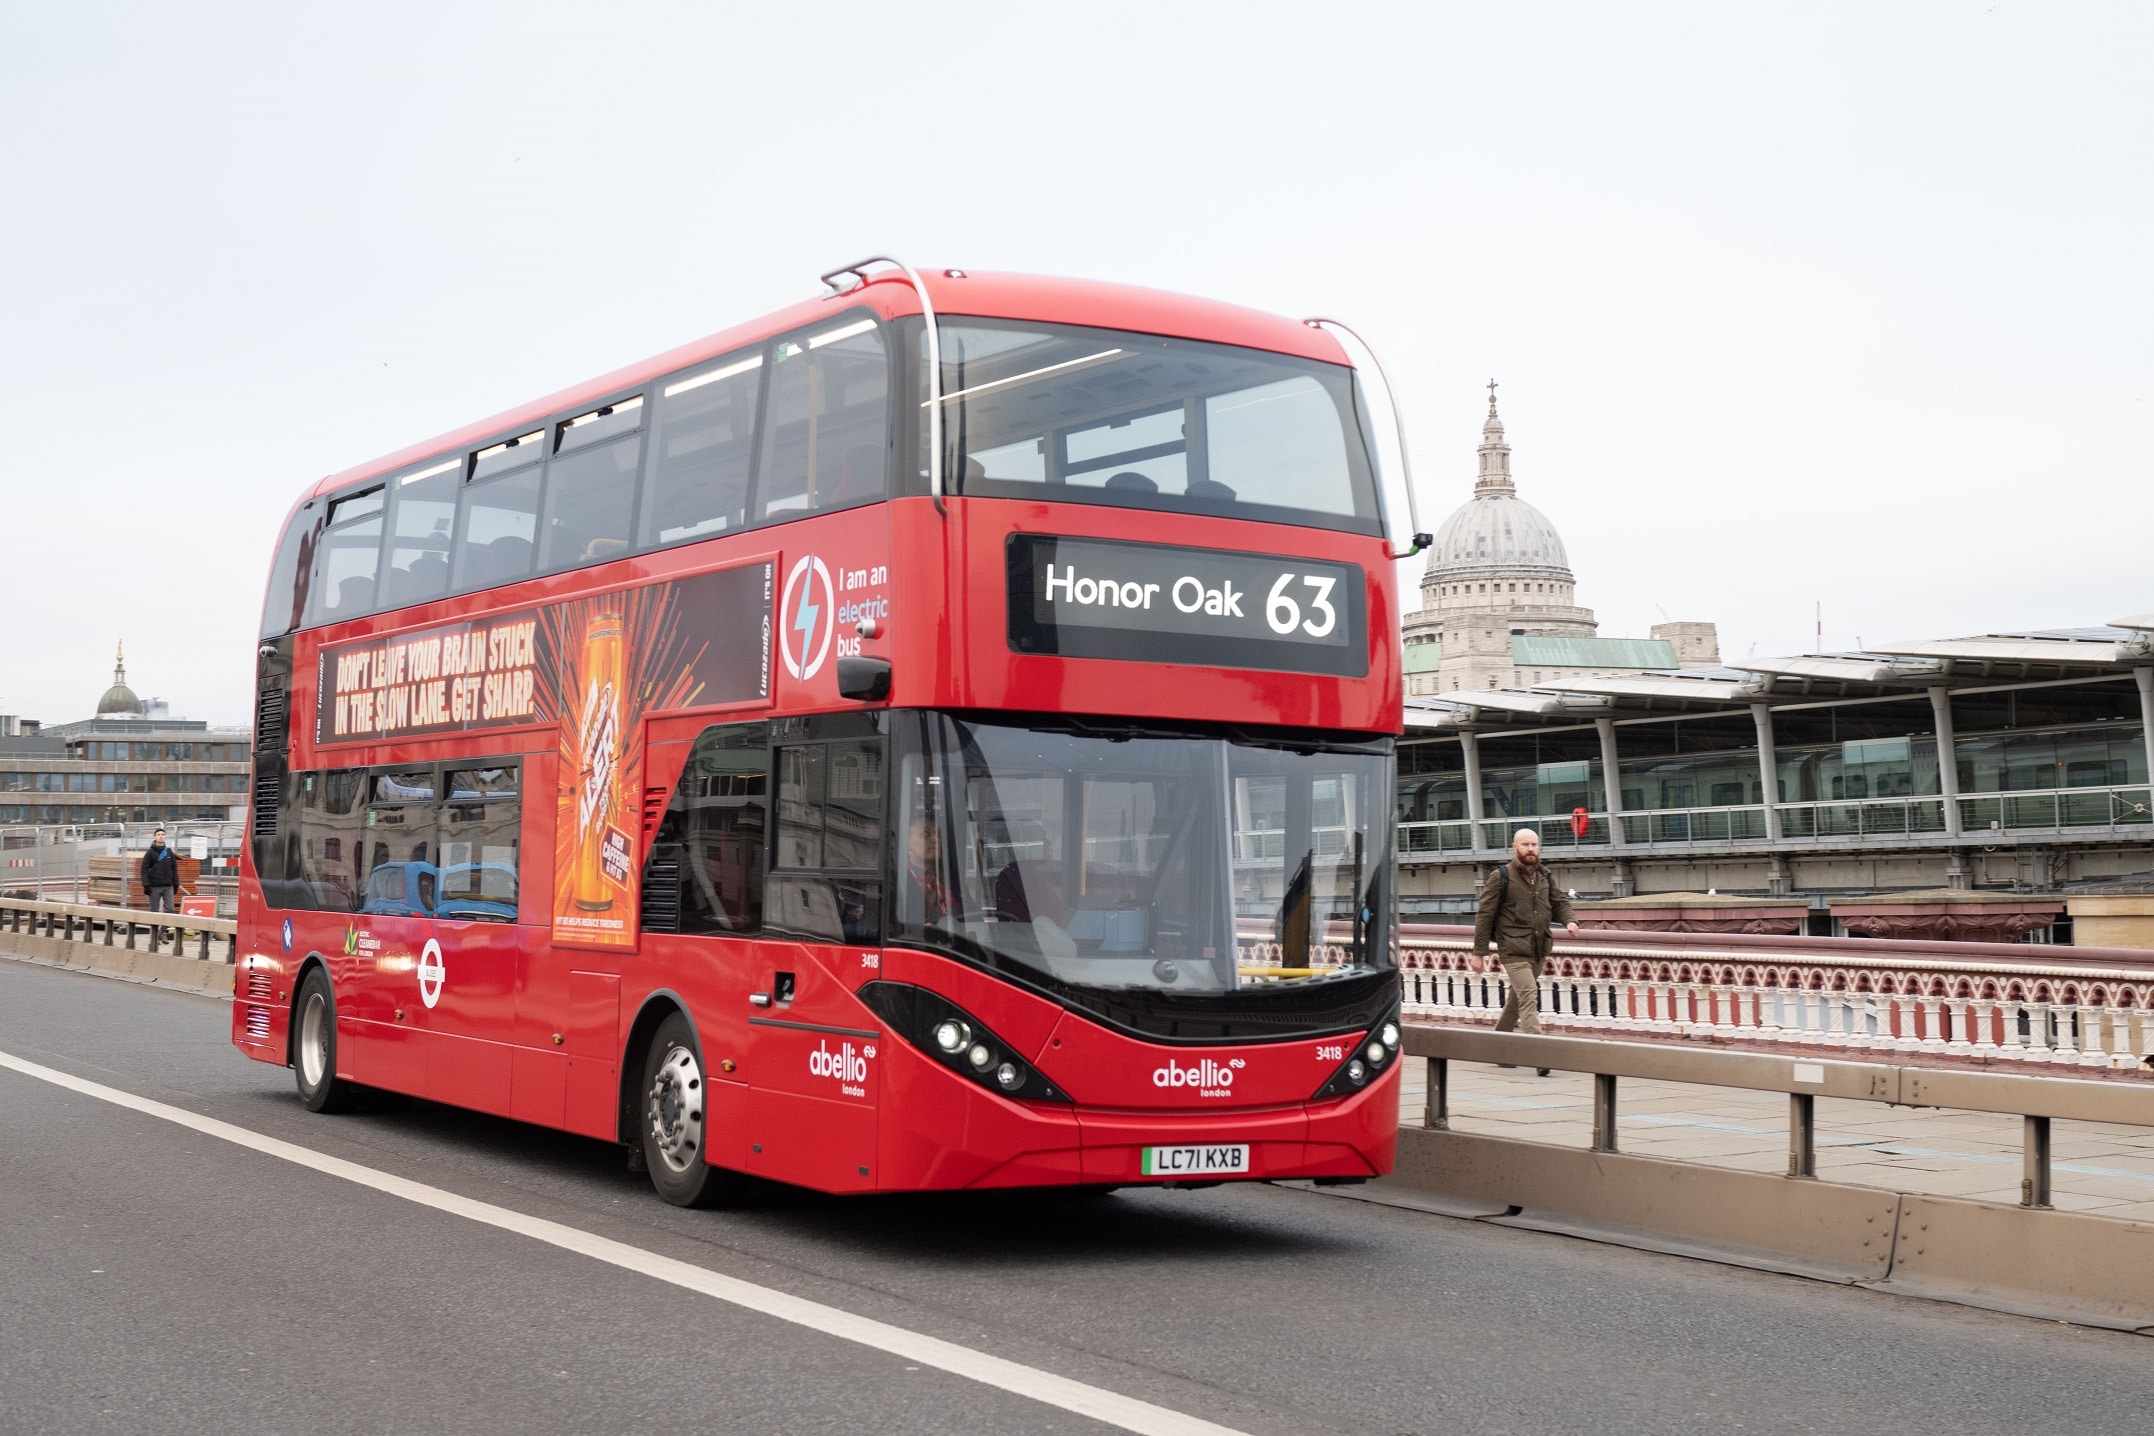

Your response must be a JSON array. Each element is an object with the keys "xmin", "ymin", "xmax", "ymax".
[{"xmin": 639, "ymin": 1013, "xmax": 741, "ymax": 1208}]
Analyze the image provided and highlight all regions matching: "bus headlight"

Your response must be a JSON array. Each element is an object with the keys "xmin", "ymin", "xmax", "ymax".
[
  {"xmin": 855, "ymin": 982, "xmax": 1072, "ymax": 1104},
  {"xmin": 1310, "ymin": 1003, "xmax": 1403, "ymax": 1101}
]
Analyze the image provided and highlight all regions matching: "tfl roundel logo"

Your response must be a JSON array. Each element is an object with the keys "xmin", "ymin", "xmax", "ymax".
[{"xmin": 780, "ymin": 555, "xmax": 836, "ymax": 681}]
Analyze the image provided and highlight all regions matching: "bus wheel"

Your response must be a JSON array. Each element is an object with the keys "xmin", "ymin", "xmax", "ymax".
[
  {"xmin": 293, "ymin": 968, "xmax": 360, "ymax": 1114},
  {"xmin": 640, "ymin": 1013, "xmax": 739, "ymax": 1208}
]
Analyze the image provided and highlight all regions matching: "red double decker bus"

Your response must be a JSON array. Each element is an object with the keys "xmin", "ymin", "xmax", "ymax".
[{"xmin": 235, "ymin": 259, "xmax": 1424, "ymax": 1203}]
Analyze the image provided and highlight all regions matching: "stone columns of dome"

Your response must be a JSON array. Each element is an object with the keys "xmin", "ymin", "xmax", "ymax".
[
  {"xmin": 1460, "ymin": 730, "xmax": 1487, "ymax": 854},
  {"xmin": 1595, "ymin": 717, "xmax": 1624, "ymax": 848},
  {"xmin": 1751, "ymin": 703, "xmax": 1781, "ymax": 845}
]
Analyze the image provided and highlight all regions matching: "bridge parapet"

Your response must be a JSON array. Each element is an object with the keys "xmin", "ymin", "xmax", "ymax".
[{"xmin": 1400, "ymin": 926, "xmax": 2154, "ymax": 1073}]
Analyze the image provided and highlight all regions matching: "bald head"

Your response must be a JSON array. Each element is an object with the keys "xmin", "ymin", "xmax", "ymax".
[{"xmin": 1511, "ymin": 829, "xmax": 1542, "ymax": 865}]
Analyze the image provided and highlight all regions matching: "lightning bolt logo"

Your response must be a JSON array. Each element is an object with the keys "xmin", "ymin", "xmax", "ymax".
[{"xmin": 779, "ymin": 554, "xmax": 835, "ymax": 681}]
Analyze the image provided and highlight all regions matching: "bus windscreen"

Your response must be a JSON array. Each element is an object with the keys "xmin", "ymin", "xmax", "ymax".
[
  {"xmin": 924, "ymin": 319, "xmax": 1384, "ymax": 535},
  {"xmin": 897, "ymin": 713, "xmax": 1394, "ymax": 995}
]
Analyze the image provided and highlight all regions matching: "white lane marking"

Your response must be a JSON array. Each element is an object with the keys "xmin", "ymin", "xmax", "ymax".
[{"xmin": 0, "ymin": 1047, "xmax": 1245, "ymax": 1436}]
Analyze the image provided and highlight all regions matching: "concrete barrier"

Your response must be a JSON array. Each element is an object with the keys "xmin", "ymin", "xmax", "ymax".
[
  {"xmin": 1375, "ymin": 1025, "xmax": 2154, "ymax": 1333},
  {"xmin": 0, "ymin": 915, "xmax": 234, "ymax": 998}
]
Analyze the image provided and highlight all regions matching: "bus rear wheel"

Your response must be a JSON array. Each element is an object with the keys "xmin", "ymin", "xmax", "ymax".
[
  {"xmin": 293, "ymin": 967, "xmax": 360, "ymax": 1114},
  {"xmin": 640, "ymin": 1013, "xmax": 741, "ymax": 1208}
]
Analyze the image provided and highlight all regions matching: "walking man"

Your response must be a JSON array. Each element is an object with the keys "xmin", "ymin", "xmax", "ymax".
[
  {"xmin": 141, "ymin": 827, "xmax": 180, "ymax": 934},
  {"xmin": 1472, "ymin": 829, "xmax": 1580, "ymax": 1069}
]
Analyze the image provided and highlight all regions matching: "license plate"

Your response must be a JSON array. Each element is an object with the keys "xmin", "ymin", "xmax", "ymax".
[{"xmin": 1140, "ymin": 1143, "xmax": 1250, "ymax": 1177}]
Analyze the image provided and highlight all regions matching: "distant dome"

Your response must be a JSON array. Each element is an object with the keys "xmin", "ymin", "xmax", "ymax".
[
  {"xmin": 1422, "ymin": 398, "xmax": 1574, "ymax": 581},
  {"xmin": 1426, "ymin": 493, "xmax": 1572, "ymax": 577},
  {"xmin": 97, "ymin": 641, "xmax": 142, "ymax": 716}
]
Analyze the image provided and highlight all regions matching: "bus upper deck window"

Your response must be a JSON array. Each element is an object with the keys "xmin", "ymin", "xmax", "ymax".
[
  {"xmin": 306, "ymin": 487, "xmax": 385, "ymax": 626},
  {"xmin": 539, "ymin": 397, "xmax": 644, "ymax": 573},
  {"xmin": 381, "ymin": 457, "xmax": 460, "ymax": 609},
  {"xmin": 647, "ymin": 353, "xmax": 761, "ymax": 548},
  {"xmin": 454, "ymin": 432, "xmax": 544, "ymax": 591},
  {"xmin": 755, "ymin": 316, "xmax": 888, "ymax": 521}
]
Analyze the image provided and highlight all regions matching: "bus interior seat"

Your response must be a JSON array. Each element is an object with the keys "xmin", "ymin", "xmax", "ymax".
[
  {"xmin": 1185, "ymin": 476, "xmax": 1237, "ymax": 501},
  {"xmin": 1103, "ymin": 470, "xmax": 1158, "ymax": 493},
  {"xmin": 483, "ymin": 536, "xmax": 533, "ymax": 585},
  {"xmin": 335, "ymin": 575, "xmax": 376, "ymax": 613},
  {"xmin": 993, "ymin": 860, "xmax": 1066, "ymax": 925},
  {"xmin": 581, "ymin": 536, "xmax": 630, "ymax": 563},
  {"xmin": 824, "ymin": 444, "xmax": 885, "ymax": 507},
  {"xmin": 388, "ymin": 553, "xmax": 449, "ymax": 604}
]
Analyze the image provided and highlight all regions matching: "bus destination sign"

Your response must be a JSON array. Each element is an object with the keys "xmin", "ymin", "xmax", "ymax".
[{"xmin": 1006, "ymin": 535, "xmax": 1366, "ymax": 677}]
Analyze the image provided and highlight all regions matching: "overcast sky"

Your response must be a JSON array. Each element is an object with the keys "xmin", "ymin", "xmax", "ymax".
[{"xmin": 2, "ymin": 1, "xmax": 2147, "ymax": 727}]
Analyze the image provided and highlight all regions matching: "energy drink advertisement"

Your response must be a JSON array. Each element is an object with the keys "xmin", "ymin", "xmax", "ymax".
[
  {"xmin": 567, "ymin": 612, "xmax": 627, "ymax": 922},
  {"xmin": 543, "ymin": 563, "xmax": 774, "ymax": 950}
]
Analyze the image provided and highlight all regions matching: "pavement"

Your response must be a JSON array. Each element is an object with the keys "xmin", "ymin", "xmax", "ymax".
[
  {"xmin": 1400, "ymin": 1058, "xmax": 2154, "ymax": 1221},
  {"xmin": 3, "ymin": 960, "xmax": 2153, "ymax": 1436}
]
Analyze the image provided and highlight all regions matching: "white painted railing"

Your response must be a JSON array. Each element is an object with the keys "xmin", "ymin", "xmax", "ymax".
[{"xmin": 1400, "ymin": 936, "xmax": 2154, "ymax": 1073}]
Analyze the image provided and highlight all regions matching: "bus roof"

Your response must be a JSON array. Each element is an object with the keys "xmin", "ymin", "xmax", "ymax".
[{"xmin": 301, "ymin": 269, "xmax": 1355, "ymax": 504}]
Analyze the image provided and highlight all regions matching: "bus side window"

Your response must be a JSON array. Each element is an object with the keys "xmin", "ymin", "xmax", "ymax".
[
  {"xmin": 439, "ymin": 766, "xmax": 520, "ymax": 922},
  {"xmin": 754, "ymin": 316, "xmax": 888, "ymax": 522},
  {"xmin": 540, "ymin": 397, "xmax": 644, "ymax": 573},
  {"xmin": 453, "ymin": 433, "xmax": 544, "ymax": 591},
  {"xmin": 359, "ymin": 770, "xmax": 440, "ymax": 918},
  {"xmin": 261, "ymin": 499, "xmax": 321, "ymax": 640},
  {"xmin": 381, "ymin": 458, "xmax": 460, "ymax": 609},
  {"xmin": 645, "ymin": 353, "xmax": 761, "ymax": 550},
  {"xmin": 306, "ymin": 488, "xmax": 386, "ymax": 627},
  {"xmin": 764, "ymin": 737, "xmax": 883, "ymax": 945},
  {"xmin": 294, "ymin": 768, "xmax": 368, "ymax": 911},
  {"xmin": 644, "ymin": 721, "xmax": 769, "ymax": 936}
]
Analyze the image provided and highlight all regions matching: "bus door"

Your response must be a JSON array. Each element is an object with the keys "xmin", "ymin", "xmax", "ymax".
[{"xmin": 743, "ymin": 737, "xmax": 884, "ymax": 1191}]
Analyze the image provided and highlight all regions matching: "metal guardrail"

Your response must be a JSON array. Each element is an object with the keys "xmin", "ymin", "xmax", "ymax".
[
  {"xmin": 1404, "ymin": 1024, "xmax": 2154, "ymax": 1209},
  {"xmin": 1398, "ymin": 782, "xmax": 2154, "ymax": 859},
  {"xmin": 0, "ymin": 894, "xmax": 237, "ymax": 963}
]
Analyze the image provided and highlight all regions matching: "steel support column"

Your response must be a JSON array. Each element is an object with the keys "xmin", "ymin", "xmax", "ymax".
[
  {"xmin": 1595, "ymin": 716, "xmax": 1625, "ymax": 848},
  {"xmin": 2137, "ymin": 669, "xmax": 2154, "ymax": 812},
  {"xmin": 1930, "ymin": 685, "xmax": 1963, "ymax": 842},
  {"xmin": 1461, "ymin": 730, "xmax": 1487, "ymax": 854},
  {"xmin": 1750, "ymin": 702, "xmax": 1781, "ymax": 844}
]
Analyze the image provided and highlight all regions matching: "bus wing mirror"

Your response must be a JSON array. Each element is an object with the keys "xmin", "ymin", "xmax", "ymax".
[{"xmin": 836, "ymin": 657, "xmax": 892, "ymax": 702}]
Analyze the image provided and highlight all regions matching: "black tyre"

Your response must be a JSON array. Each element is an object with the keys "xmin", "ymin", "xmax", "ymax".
[
  {"xmin": 292, "ymin": 967, "xmax": 361, "ymax": 1113},
  {"xmin": 639, "ymin": 1012, "xmax": 741, "ymax": 1208}
]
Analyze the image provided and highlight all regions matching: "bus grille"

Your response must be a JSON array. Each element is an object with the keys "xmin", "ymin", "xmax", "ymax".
[
  {"xmin": 247, "ymin": 970, "xmax": 273, "ymax": 1001},
  {"xmin": 243, "ymin": 1004, "xmax": 272, "ymax": 1041},
  {"xmin": 640, "ymin": 849, "xmax": 680, "ymax": 934}
]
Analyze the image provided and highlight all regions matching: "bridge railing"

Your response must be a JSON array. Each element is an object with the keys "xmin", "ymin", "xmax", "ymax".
[
  {"xmin": 0, "ymin": 893, "xmax": 237, "ymax": 963},
  {"xmin": 1396, "ymin": 782, "xmax": 2154, "ymax": 859},
  {"xmin": 1398, "ymin": 929, "xmax": 2154, "ymax": 1073}
]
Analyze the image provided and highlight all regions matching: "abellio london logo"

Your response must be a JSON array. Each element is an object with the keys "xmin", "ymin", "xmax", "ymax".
[
  {"xmin": 1152, "ymin": 1056, "xmax": 1246, "ymax": 1097},
  {"xmin": 808, "ymin": 1038, "xmax": 871, "ymax": 1098},
  {"xmin": 779, "ymin": 554, "xmax": 836, "ymax": 681}
]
